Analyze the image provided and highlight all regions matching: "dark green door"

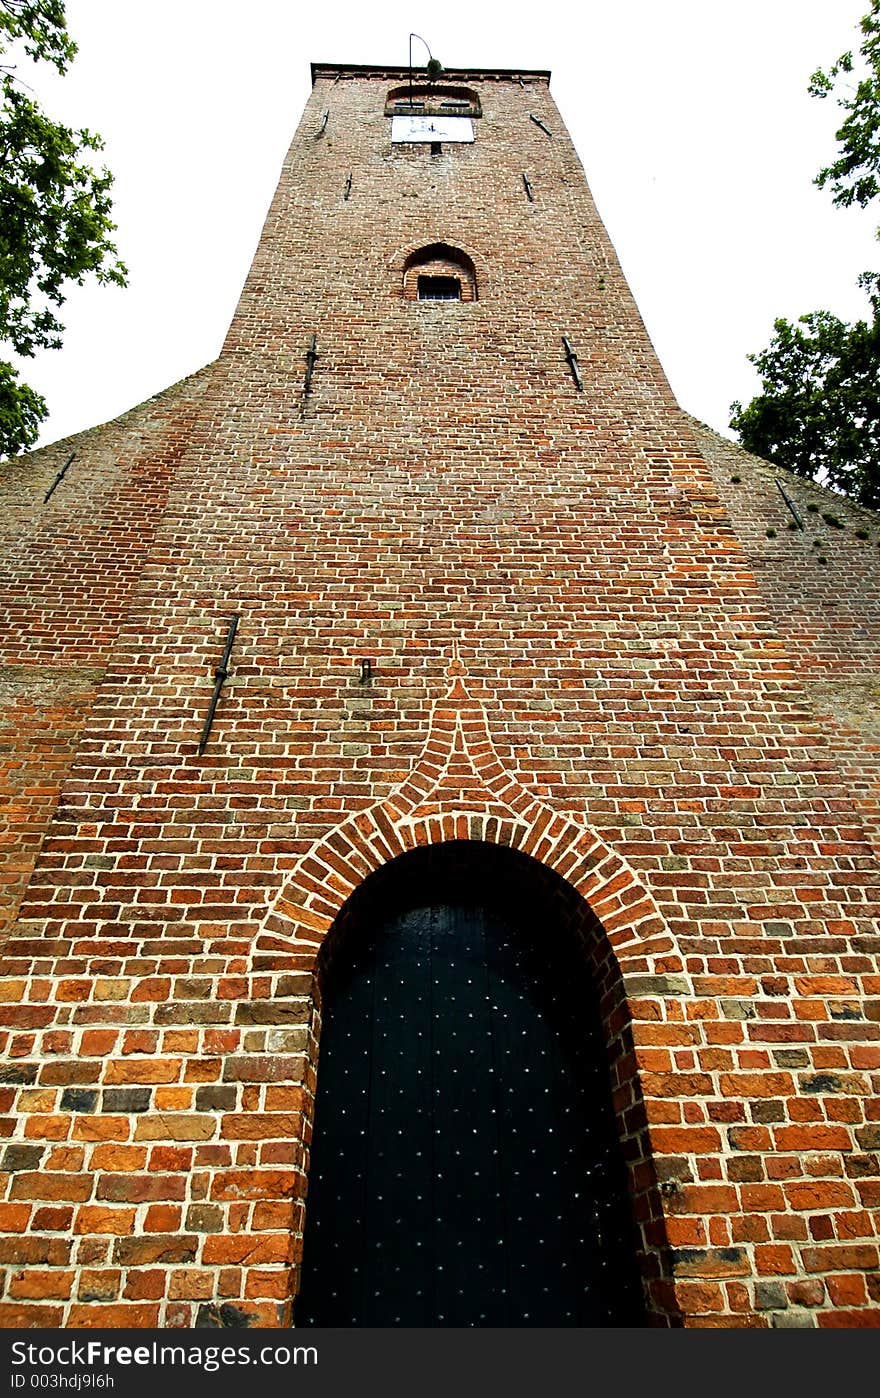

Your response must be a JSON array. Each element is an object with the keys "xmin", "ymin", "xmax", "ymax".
[{"xmin": 295, "ymin": 845, "xmax": 644, "ymax": 1327}]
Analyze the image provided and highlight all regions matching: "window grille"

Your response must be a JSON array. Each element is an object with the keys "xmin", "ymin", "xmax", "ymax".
[{"xmin": 418, "ymin": 276, "xmax": 462, "ymax": 301}]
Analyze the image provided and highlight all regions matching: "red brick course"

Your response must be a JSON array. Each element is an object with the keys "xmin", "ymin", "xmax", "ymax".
[{"xmin": 0, "ymin": 65, "xmax": 877, "ymax": 1327}]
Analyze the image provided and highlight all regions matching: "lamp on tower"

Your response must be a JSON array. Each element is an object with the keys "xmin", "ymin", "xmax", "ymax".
[{"xmin": 408, "ymin": 33, "xmax": 442, "ymax": 107}]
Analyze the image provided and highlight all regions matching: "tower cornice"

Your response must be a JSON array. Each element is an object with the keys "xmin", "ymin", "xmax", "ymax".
[{"xmin": 310, "ymin": 62, "xmax": 551, "ymax": 86}]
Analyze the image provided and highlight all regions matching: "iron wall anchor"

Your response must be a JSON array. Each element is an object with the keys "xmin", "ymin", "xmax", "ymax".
[
  {"xmin": 198, "ymin": 614, "xmax": 240, "ymax": 756},
  {"xmin": 562, "ymin": 336, "xmax": 584, "ymax": 391}
]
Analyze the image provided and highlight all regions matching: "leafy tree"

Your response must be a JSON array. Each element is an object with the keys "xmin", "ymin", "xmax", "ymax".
[
  {"xmin": 810, "ymin": 0, "xmax": 880, "ymax": 210},
  {"xmin": 0, "ymin": 2, "xmax": 126, "ymax": 458},
  {"xmin": 730, "ymin": 4, "xmax": 880, "ymax": 506},
  {"xmin": 730, "ymin": 274, "xmax": 880, "ymax": 509}
]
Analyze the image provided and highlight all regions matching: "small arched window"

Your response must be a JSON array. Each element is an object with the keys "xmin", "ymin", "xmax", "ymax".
[
  {"xmin": 402, "ymin": 244, "xmax": 477, "ymax": 303},
  {"xmin": 385, "ymin": 84, "xmax": 481, "ymax": 118}
]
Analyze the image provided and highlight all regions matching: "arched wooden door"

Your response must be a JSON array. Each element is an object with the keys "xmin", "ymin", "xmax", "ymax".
[{"xmin": 295, "ymin": 842, "xmax": 645, "ymax": 1327}]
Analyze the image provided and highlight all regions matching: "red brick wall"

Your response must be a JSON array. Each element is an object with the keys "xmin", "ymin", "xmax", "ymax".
[
  {"xmin": 0, "ymin": 67, "xmax": 877, "ymax": 1328},
  {"xmin": 0, "ymin": 371, "xmax": 212, "ymax": 933},
  {"xmin": 693, "ymin": 419, "xmax": 880, "ymax": 862}
]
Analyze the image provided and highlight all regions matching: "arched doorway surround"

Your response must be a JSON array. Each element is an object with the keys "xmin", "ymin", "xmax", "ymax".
[{"xmin": 252, "ymin": 655, "xmax": 683, "ymax": 1322}]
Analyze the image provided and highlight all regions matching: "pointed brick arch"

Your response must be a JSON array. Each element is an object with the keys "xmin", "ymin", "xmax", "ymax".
[
  {"xmin": 257, "ymin": 658, "xmax": 681, "ymax": 981},
  {"xmin": 259, "ymin": 804, "xmax": 677, "ymax": 976}
]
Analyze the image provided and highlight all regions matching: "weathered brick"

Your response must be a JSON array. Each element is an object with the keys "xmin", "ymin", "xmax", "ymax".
[
  {"xmin": 202, "ymin": 1234, "xmax": 292, "ymax": 1265},
  {"xmin": 74, "ymin": 1207, "xmax": 137, "ymax": 1236},
  {"xmin": 30, "ymin": 1208, "xmax": 72, "ymax": 1234},
  {"xmin": 112, "ymin": 1236, "xmax": 198, "ymax": 1266},
  {"xmin": 77, "ymin": 1270, "xmax": 122, "ymax": 1303},
  {"xmin": 0, "ymin": 1303, "xmax": 65, "ymax": 1326},
  {"xmin": 8, "ymin": 1269, "xmax": 75, "ymax": 1301},
  {"xmin": 209, "ymin": 1170, "xmax": 299, "ymax": 1203},
  {"xmin": 60, "ymin": 1088, "xmax": 99, "ymax": 1113},
  {"xmin": 1, "ymin": 1144, "xmax": 45, "ymax": 1172},
  {"xmin": 133, "ymin": 1114, "xmax": 217, "ymax": 1142},
  {"xmin": 234, "ymin": 1003, "xmax": 311, "ymax": 1026},
  {"xmin": 123, "ymin": 1269, "xmax": 167, "ymax": 1301},
  {"xmin": 186, "ymin": 1205, "xmax": 224, "ymax": 1233},
  {"xmin": 671, "ymin": 1248, "xmax": 749, "ymax": 1278},
  {"xmin": 144, "ymin": 1205, "xmax": 183, "ymax": 1233},
  {"xmin": 195, "ymin": 1086, "xmax": 238, "ymax": 1111},
  {"xmin": 71, "ymin": 1115, "xmax": 131, "ymax": 1142},
  {"xmin": 103, "ymin": 1060, "xmax": 181, "ymax": 1085},
  {"xmin": 38, "ymin": 1062, "xmax": 101, "ymax": 1086},
  {"xmin": 10, "ymin": 1172, "xmax": 93, "ymax": 1202},
  {"xmin": 0, "ymin": 1205, "xmax": 32, "ymax": 1233},
  {"xmin": 754, "ymin": 1282, "xmax": 787, "ymax": 1311},
  {"xmin": 220, "ymin": 1114, "xmax": 301, "ymax": 1141},
  {"xmin": 96, "ymin": 1174, "xmax": 188, "ymax": 1204},
  {"xmin": 168, "ymin": 1269, "xmax": 215, "ymax": 1301},
  {"xmin": 0, "ymin": 1064, "xmax": 37, "ymax": 1085},
  {"xmin": 222, "ymin": 1057, "xmax": 307, "ymax": 1085},
  {"xmin": 102, "ymin": 1088, "xmax": 152, "ymax": 1114},
  {"xmin": 89, "ymin": 1145, "xmax": 146, "ymax": 1172},
  {"xmin": 66, "ymin": 1303, "xmax": 161, "ymax": 1327},
  {"xmin": 0, "ymin": 1237, "xmax": 72, "ymax": 1265}
]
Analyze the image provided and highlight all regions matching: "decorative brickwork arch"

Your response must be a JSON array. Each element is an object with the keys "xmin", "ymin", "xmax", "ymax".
[
  {"xmin": 258, "ymin": 655, "xmax": 679, "ymax": 978},
  {"xmin": 401, "ymin": 244, "xmax": 478, "ymax": 302},
  {"xmin": 256, "ymin": 653, "xmax": 684, "ymax": 1322},
  {"xmin": 384, "ymin": 84, "xmax": 482, "ymax": 118},
  {"xmin": 390, "ymin": 240, "xmax": 488, "ymax": 301},
  {"xmin": 261, "ymin": 805, "xmax": 676, "ymax": 971}
]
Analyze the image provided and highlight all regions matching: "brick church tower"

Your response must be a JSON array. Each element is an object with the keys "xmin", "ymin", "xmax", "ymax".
[{"xmin": 0, "ymin": 64, "xmax": 879, "ymax": 1328}]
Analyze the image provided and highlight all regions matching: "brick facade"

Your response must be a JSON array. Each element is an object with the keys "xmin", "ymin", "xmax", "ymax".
[{"xmin": 0, "ymin": 65, "xmax": 877, "ymax": 1328}]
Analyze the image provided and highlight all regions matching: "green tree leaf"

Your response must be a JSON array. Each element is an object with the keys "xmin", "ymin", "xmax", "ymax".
[
  {"xmin": 0, "ymin": 357, "xmax": 45, "ymax": 454},
  {"xmin": 0, "ymin": 2, "xmax": 126, "ymax": 459},
  {"xmin": 730, "ymin": 276, "xmax": 880, "ymax": 509},
  {"xmin": 0, "ymin": 1, "xmax": 76, "ymax": 73},
  {"xmin": 731, "ymin": 6, "xmax": 880, "ymax": 507},
  {"xmin": 810, "ymin": 1, "xmax": 880, "ymax": 209}
]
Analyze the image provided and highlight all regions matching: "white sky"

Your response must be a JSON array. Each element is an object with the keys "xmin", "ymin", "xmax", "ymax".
[{"xmin": 8, "ymin": 0, "xmax": 879, "ymax": 448}]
